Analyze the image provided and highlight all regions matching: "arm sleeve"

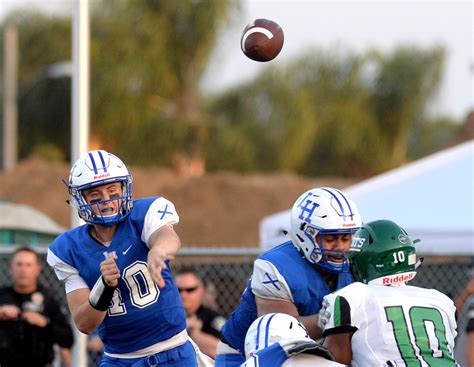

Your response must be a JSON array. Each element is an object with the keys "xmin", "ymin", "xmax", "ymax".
[
  {"xmin": 251, "ymin": 259, "xmax": 294, "ymax": 302},
  {"xmin": 141, "ymin": 197, "xmax": 180, "ymax": 247},
  {"xmin": 47, "ymin": 249, "xmax": 89, "ymax": 293}
]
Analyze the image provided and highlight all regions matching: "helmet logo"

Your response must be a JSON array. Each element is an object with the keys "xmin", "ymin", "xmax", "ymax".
[
  {"xmin": 398, "ymin": 234, "xmax": 408, "ymax": 244},
  {"xmin": 296, "ymin": 193, "xmax": 319, "ymax": 222},
  {"xmin": 342, "ymin": 222, "xmax": 356, "ymax": 227},
  {"xmin": 382, "ymin": 272, "xmax": 415, "ymax": 285},
  {"xmin": 94, "ymin": 173, "xmax": 111, "ymax": 180},
  {"xmin": 351, "ymin": 237, "xmax": 365, "ymax": 249}
]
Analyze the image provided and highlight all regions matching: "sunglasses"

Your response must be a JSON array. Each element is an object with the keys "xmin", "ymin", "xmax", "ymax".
[{"xmin": 178, "ymin": 286, "xmax": 200, "ymax": 293}]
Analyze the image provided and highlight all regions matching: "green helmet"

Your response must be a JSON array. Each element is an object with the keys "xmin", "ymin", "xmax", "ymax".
[{"xmin": 349, "ymin": 219, "xmax": 419, "ymax": 285}]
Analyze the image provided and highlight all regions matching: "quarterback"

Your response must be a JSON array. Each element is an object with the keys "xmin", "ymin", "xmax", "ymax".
[{"xmin": 47, "ymin": 150, "xmax": 199, "ymax": 366}]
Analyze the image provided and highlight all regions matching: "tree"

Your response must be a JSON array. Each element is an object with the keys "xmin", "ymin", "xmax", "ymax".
[
  {"xmin": 1, "ymin": 5, "xmax": 456, "ymax": 175},
  {"xmin": 207, "ymin": 45, "xmax": 449, "ymax": 176},
  {"xmin": 208, "ymin": 49, "xmax": 383, "ymax": 176},
  {"xmin": 1, "ymin": 0, "xmax": 239, "ymax": 165},
  {"xmin": 369, "ymin": 46, "xmax": 445, "ymax": 168},
  {"xmin": 90, "ymin": 0, "xmax": 239, "ymax": 166},
  {"xmin": 0, "ymin": 11, "xmax": 71, "ymax": 160}
]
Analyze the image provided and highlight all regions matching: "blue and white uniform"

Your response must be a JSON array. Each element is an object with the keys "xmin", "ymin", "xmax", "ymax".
[
  {"xmin": 48, "ymin": 197, "xmax": 196, "ymax": 364},
  {"xmin": 215, "ymin": 241, "xmax": 353, "ymax": 366},
  {"xmin": 242, "ymin": 341, "xmax": 345, "ymax": 367}
]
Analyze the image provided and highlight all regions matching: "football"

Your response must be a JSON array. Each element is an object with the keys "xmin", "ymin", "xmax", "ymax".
[{"xmin": 240, "ymin": 18, "xmax": 284, "ymax": 62}]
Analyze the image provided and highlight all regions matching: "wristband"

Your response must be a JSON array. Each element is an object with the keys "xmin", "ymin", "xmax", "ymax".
[{"xmin": 89, "ymin": 276, "xmax": 117, "ymax": 311}]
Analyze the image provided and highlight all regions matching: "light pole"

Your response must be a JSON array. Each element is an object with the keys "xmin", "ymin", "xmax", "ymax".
[
  {"xmin": 1, "ymin": 19, "xmax": 72, "ymax": 172},
  {"xmin": 2, "ymin": 22, "xmax": 18, "ymax": 172}
]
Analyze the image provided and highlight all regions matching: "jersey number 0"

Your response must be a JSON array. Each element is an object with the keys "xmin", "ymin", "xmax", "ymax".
[
  {"xmin": 385, "ymin": 305, "xmax": 457, "ymax": 366},
  {"xmin": 108, "ymin": 261, "xmax": 160, "ymax": 315}
]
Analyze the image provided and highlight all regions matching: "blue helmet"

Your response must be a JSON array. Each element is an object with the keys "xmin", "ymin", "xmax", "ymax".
[{"xmin": 68, "ymin": 150, "xmax": 133, "ymax": 226}]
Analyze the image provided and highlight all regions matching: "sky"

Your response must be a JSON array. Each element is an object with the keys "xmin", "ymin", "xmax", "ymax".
[
  {"xmin": 1, "ymin": 0, "xmax": 473, "ymax": 121},
  {"xmin": 203, "ymin": 0, "xmax": 473, "ymax": 121}
]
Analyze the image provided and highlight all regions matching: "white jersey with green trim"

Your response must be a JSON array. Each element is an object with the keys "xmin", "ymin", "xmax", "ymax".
[{"xmin": 320, "ymin": 282, "xmax": 459, "ymax": 367}]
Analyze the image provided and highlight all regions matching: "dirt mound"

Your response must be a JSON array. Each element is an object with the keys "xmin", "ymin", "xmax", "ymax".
[{"xmin": 0, "ymin": 158, "xmax": 356, "ymax": 247}]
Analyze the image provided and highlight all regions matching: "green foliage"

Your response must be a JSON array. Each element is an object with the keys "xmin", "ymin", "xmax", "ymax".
[
  {"xmin": 408, "ymin": 116, "xmax": 461, "ymax": 159},
  {"xmin": 207, "ymin": 46, "xmax": 452, "ymax": 176},
  {"xmin": 89, "ymin": 0, "xmax": 238, "ymax": 165},
  {"xmin": 208, "ymin": 50, "xmax": 385, "ymax": 176},
  {"xmin": 368, "ymin": 46, "xmax": 445, "ymax": 168},
  {"xmin": 30, "ymin": 142, "xmax": 66, "ymax": 162},
  {"xmin": 0, "ymin": 12, "xmax": 71, "ymax": 160},
  {"xmin": 1, "ymin": 2, "xmax": 462, "ymax": 177},
  {"xmin": 18, "ymin": 77, "xmax": 71, "ymax": 159}
]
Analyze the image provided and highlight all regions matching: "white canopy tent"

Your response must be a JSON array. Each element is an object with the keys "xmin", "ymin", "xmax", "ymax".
[
  {"xmin": 0, "ymin": 201, "xmax": 65, "ymax": 235},
  {"xmin": 259, "ymin": 140, "xmax": 474, "ymax": 256}
]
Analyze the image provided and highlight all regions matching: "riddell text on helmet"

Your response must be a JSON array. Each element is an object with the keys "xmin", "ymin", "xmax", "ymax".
[
  {"xmin": 383, "ymin": 273, "xmax": 415, "ymax": 285},
  {"xmin": 94, "ymin": 173, "xmax": 111, "ymax": 180}
]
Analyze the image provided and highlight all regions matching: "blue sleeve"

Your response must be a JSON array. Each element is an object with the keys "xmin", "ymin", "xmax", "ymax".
[{"xmin": 251, "ymin": 343, "xmax": 288, "ymax": 367}]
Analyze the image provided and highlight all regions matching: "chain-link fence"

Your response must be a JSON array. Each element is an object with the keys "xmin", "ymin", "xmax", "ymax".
[
  {"xmin": 0, "ymin": 246, "xmax": 472, "ymax": 366},
  {"xmin": 1, "ymin": 246, "xmax": 471, "ymax": 315}
]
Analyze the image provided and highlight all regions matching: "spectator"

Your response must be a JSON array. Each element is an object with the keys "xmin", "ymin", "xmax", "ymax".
[
  {"xmin": 0, "ymin": 247, "xmax": 74, "ymax": 367},
  {"xmin": 201, "ymin": 280, "xmax": 220, "ymax": 312},
  {"xmin": 175, "ymin": 268, "xmax": 226, "ymax": 358},
  {"xmin": 47, "ymin": 150, "xmax": 200, "ymax": 366},
  {"xmin": 454, "ymin": 275, "xmax": 474, "ymax": 366},
  {"xmin": 319, "ymin": 219, "xmax": 459, "ymax": 366},
  {"xmin": 462, "ymin": 295, "xmax": 474, "ymax": 366}
]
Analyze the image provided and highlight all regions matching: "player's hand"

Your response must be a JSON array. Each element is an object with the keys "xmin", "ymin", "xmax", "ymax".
[
  {"xmin": 147, "ymin": 246, "xmax": 167, "ymax": 288},
  {"xmin": 0, "ymin": 305, "xmax": 21, "ymax": 320},
  {"xmin": 318, "ymin": 299, "xmax": 331, "ymax": 329},
  {"xmin": 22, "ymin": 310, "xmax": 49, "ymax": 327},
  {"xmin": 100, "ymin": 253, "xmax": 120, "ymax": 287}
]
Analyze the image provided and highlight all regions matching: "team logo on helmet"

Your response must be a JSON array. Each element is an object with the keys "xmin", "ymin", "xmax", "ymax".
[{"xmin": 398, "ymin": 234, "xmax": 408, "ymax": 244}]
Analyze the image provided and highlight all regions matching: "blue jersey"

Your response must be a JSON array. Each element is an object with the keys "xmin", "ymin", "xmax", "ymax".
[
  {"xmin": 48, "ymin": 197, "xmax": 186, "ymax": 355},
  {"xmin": 221, "ymin": 242, "xmax": 353, "ymax": 355}
]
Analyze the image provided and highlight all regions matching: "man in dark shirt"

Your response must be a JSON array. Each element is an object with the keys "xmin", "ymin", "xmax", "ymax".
[
  {"xmin": 0, "ymin": 247, "xmax": 74, "ymax": 367},
  {"xmin": 454, "ymin": 277, "xmax": 474, "ymax": 366},
  {"xmin": 175, "ymin": 268, "xmax": 226, "ymax": 358},
  {"xmin": 465, "ymin": 295, "xmax": 474, "ymax": 366}
]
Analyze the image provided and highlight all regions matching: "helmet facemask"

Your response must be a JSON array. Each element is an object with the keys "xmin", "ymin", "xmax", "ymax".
[
  {"xmin": 304, "ymin": 225, "xmax": 358, "ymax": 273},
  {"xmin": 72, "ymin": 179, "xmax": 133, "ymax": 226}
]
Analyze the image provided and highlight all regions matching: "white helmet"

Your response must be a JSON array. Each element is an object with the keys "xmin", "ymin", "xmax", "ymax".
[
  {"xmin": 244, "ymin": 313, "xmax": 309, "ymax": 359},
  {"xmin": 68, "ymin": 150, "xmax": 133, "ymax": 226},
  {"xmin": 290, "ymin": 187, "xmax": 361, "ymax": 273}
]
